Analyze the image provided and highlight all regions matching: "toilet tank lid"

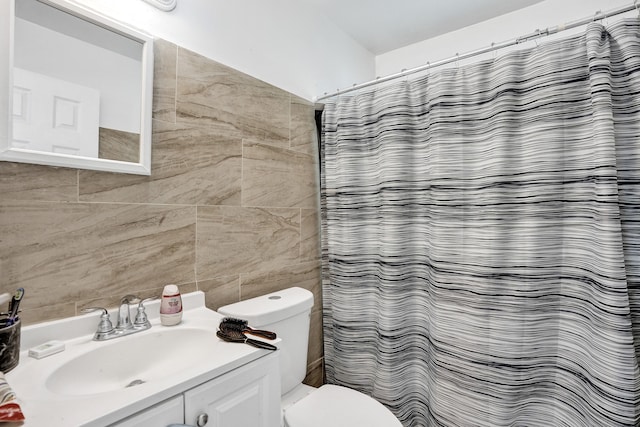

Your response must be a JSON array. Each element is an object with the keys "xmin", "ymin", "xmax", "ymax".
[{"xmin": 218, "ymin": 287, "xmax": 314, "ymax": 327}]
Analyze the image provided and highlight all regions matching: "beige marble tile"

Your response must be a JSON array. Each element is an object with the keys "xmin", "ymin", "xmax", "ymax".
[
  {"xmin": 308, "ymin": 309, "xmax": 324, "ymax": 367},
  {"xmin": 0, "ymin": 162, "xmax": 77, "ymax": 202},
  {"xmin": 301, "ymin": 209, "xmax": 320, "ymax": 262},
  {"xmin": 19, "ymin": 302, "xmax": 76, "ymax": 326},
  {"xmin": 0, "ymin": 201, "xmax": 196, "ymax": 313},
  {"xmin": 242, "ymin": 142, "xmax": 318, "ymax": 208},
  {"xmin": 153, "ymin": 38, "xmax": 177, "ymax": 123},
  {"xmin": 79, "ymin": 120, "xmax": 242, "ymax": 205},
  {"xmin": 303, "ymin": 358, "xmax": 324, "ymax": 388},
  {"xmin": 240, "ymin": 260, "xmax": 322, "ymax": 313},
  {"xmin": 177, "ymin": 282, "xmax": 198, "ymax": 295},
  {"xmin": 77, "ymin": 282, "xmax": 197, "ymax": 315},
  {"xmin": 99, "ymin": 127, "xmax": 140, "ymax": 163},
  {"xmin": 197, "ymin": 275, "xmax": 240, "ymax": 311},
  {"xmin": 176, "ymin": 48, "xmax": 290, "ymax": 146},
  {"xmin": 197, "ymin": 206, "xmax": 300, "ymax": 279},
  {"xmin": 290, "ymin": 96, "xmax": 318, "ymax": 156}
]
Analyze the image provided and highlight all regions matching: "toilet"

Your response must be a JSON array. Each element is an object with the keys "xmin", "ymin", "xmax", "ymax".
[{"xmin": 218, "ymin": 287, "xmax": 402, "ymax": 427}]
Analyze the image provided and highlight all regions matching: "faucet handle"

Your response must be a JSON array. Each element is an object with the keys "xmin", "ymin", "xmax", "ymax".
[
  {"xmin": 133, "ymin": 297, "xmax": 156, "ymax": 328},
  {"xmin": 81, "ymin": 307, "xmax": 114, "ymax": 338},
  {"xmin": 139, "ymin": 297, "xmax": 157, "ymax": 306},
  {"xmin": 120, "ymin": 294, "xmax": 140, "ymax": 305}
]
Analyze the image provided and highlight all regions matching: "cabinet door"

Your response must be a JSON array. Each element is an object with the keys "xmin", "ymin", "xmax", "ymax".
[
  {"xmin": 184, "ymin": 352, "xmax": 281, "ymax": 427},
  {"xmin": 109, "ymin": 395, "xmax": 184, "ymax": 427}
]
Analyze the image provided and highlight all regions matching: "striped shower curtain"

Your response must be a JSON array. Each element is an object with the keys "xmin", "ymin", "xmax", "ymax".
[{"xmin": 320, "ymin": 20, "xmax": 640, "ymax": 427}]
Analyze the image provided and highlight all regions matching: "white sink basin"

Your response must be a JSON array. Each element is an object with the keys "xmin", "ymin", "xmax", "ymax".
[
  {"xmin": 7, "ymin": 292, "xmax": 277, "ymax": 427},
  {"xmin": 45, "ymin": 328, "xmax": 218, "ymax": 396}
]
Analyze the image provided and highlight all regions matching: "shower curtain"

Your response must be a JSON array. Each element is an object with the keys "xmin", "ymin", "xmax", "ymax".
[{"xmin": 320, "ymin": 20, "xmax": 640, "ymax": 427}]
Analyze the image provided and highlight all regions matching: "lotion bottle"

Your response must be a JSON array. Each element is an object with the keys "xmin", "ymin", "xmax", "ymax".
[{"xmin": 160, "ymin": 284, "xmax": 182, "ymax": 326}]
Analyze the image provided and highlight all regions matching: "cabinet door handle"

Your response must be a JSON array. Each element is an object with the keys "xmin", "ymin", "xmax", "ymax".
[{"xmin": 196, "ymin": 413, "xmax": 209, "ymax": 426}]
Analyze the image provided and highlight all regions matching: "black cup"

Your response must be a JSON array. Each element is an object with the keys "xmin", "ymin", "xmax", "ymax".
[{"xmin": 0, "ymin": 320, "xmax": 20, "ymax": 373}]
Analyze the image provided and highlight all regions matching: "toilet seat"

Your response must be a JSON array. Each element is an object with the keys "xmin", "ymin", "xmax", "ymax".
[{"xmin": 283, "ymin": 384, "xmax": 402, "ymax": 427}]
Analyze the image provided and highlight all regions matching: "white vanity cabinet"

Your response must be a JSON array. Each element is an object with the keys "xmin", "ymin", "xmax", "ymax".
[
  {"xmin": 109, "ymin": 396, "xmax": 184, "ymax": 427},
  {"xmin": 110, "ymin": 352, "xmax": 281, "ymax": 427},
  {"xmin": 184, "ymin": 351, "xmax": 281, "ymax": 427}
]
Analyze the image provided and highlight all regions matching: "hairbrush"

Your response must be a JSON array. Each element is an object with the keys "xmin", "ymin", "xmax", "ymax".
[
  {"xmin": 216, "ymin": 328, "xmax": 277, "ymax": 351},
  {"xmin": 220, "ymin": 317, "xmax": 277, "ymax": 340}
]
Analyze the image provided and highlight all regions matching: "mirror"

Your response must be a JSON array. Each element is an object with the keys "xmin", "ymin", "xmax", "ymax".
[{"xmin": 0, "ymin": 0, "xmax": 153, "ymax": 175}]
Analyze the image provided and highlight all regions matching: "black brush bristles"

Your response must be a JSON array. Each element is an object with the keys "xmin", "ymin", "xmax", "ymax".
[
  {"xmin": 221, "ymin": 317, "xmax": 248, "ymax": 327},
  {"xmin": 219, "ymin": 317, "xmax": 277, "ymax": 340}
]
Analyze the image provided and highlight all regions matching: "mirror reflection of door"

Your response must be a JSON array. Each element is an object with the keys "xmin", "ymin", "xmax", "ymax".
[
  {"xmin": 13, "ymin": 68, "xmax": 100, "ymax": 157},
  {"xmin": 13, "ymin": 0, "xmax": 143, "ymax": 162}
]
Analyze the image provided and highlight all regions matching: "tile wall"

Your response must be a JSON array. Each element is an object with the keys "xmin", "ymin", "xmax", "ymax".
[{"xmin": 0, "ymin": 39, "xmax": 323, "ymax": 385}]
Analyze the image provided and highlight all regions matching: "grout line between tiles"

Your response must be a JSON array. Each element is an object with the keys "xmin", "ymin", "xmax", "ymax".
[
  {"xmin": 174, "ymin": 44, "xmax": 179, "ymax": 124},
  {"xmin": 237, "ymin": 203, "xmax": 316, "ymax": 210},
  {"xmin": 71, "ymin": 201, "xmax": 197, "ymax": 207},
  {"xmin": 241, "ymin": 139, "xmax": 245, "ymax": 208},
  {"xmin": 288, "ymin": 94, "xmax": 292, "ymax": 150},
  {"xmin": 195, "ymin": 204, "xmax": 199, "ymax": 288},
  {"xmin": 299, "ymin": 208, "xmax": 303, "ymax": 259}
]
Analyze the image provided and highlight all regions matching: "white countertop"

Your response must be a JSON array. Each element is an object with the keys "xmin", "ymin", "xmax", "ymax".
[{"xmin": 4, "ymin": 291, "xmax": 278, "ymax": 427}]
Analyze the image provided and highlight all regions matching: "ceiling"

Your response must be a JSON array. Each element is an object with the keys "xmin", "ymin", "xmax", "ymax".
[{"xmin": 301, "ymin": 0, "xmax": 545, "ymax": 55}]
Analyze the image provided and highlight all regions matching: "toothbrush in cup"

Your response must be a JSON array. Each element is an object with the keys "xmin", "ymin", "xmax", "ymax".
[{"xmin": 6, "ymin": 288, "xmax": 24, "ymax": 326}]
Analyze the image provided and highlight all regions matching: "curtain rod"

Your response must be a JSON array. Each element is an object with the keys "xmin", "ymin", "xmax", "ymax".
[{"xmin": 315, "ymin": 2, "xmax": 638, "ymax": 101}]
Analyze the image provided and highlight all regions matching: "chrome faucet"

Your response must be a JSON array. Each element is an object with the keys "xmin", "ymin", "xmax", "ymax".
[
  {"xmin": 116, "ymin": 294, "xmax": 137, "ymax": 331},
  {"xmin": 82, "ymin": 295, "xmax": 155, "ymax": 341}
]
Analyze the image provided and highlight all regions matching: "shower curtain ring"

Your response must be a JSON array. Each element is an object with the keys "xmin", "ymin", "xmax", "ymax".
[{"xmin": 593, "ymin": 10, "xmax": 601, "ymax": 22}]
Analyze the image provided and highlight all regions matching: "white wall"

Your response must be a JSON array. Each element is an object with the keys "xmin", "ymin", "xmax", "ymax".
[
  {"xmin": 376, "ymin": 0, "xmax": 634, "ymax": 79},
  {"xmin": 71, "ymin": 0, "xmax": 375, "ymax": 102},
  {"xmin": 64, "ymin": 0, "xmax": 635, "ymax": 101}
]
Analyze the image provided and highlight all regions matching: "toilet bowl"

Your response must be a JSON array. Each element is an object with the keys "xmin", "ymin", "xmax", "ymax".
[
  {"xmin": 218, "ymin": 287, "xmax": 402, "ymax": 427},
  {"xmin": 283, "ymin": 384, "xmax": 401, "ymax": 427}
]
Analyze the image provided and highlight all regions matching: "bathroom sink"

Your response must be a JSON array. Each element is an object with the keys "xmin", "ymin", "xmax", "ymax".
[
  {"xmin": 45, "ymin": 328, "xmax": 217, "ymax": 396},
  {"xmin": 7, "ymin": 291, "xmax": 278, "ymax": 427}
]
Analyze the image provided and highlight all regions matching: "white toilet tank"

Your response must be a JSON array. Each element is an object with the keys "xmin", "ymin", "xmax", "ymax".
[{"xmin": 217, "ymin": 287, "xmax": 314, "ymax": 395}]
